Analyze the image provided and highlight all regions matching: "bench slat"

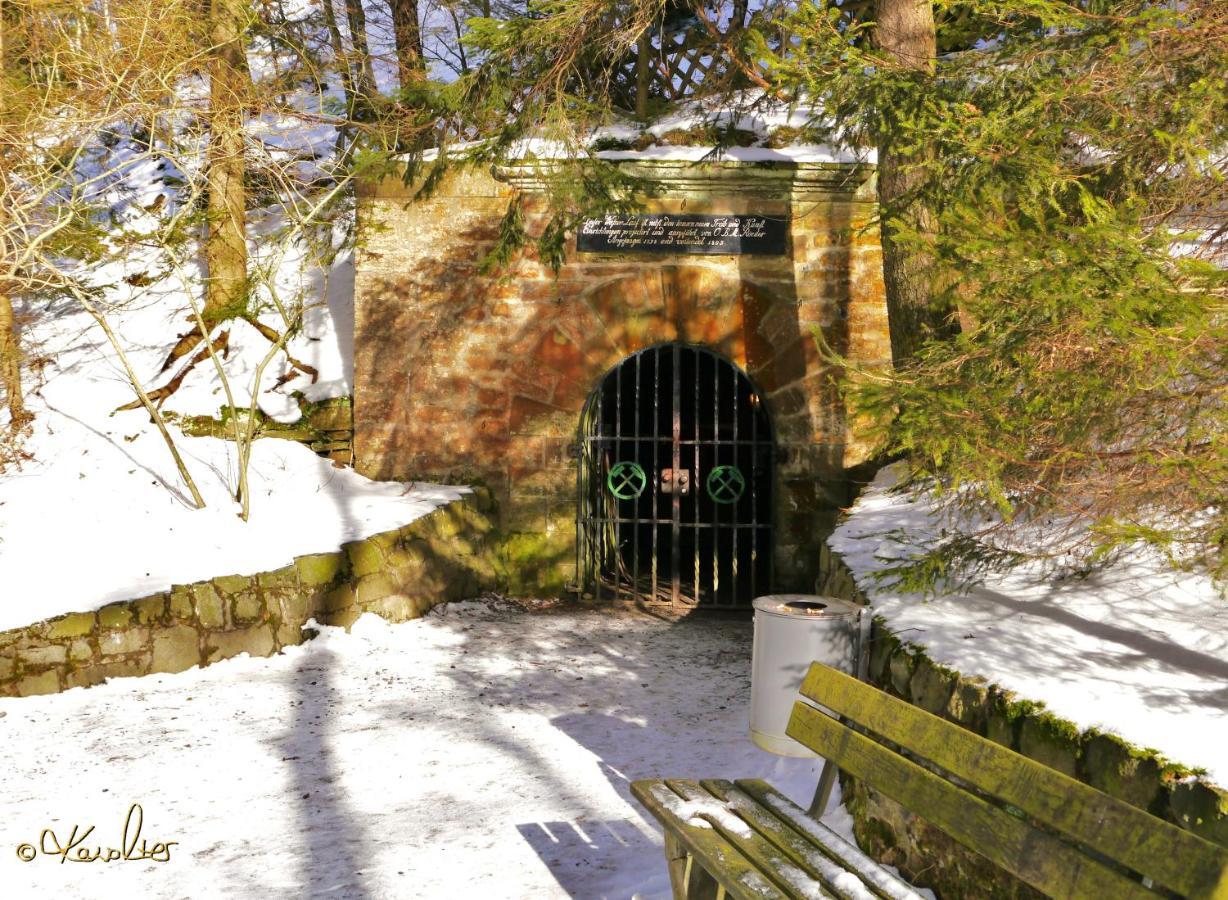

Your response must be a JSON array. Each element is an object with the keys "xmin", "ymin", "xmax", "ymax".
[
  {"xmin": 795, "ymin": 663, "xmax": 1228, "ymax": 899},
  {"xmin": 732, "ymin": 779, "xmax": 926, "ymax": 900},
  {"xmin": 632, "ymin": 778, "xmax": 793, "ymax": 900},
  {"xmin": 698, "ymin": 779, "xmax": 889, "ymax": 900},
  {"xmin": 665, "ymin": 780, "xmax": 840, "ymax": 899},
  {"xmin": 787, "ymin": 701, "xmax": 1157, "ymax": 900}
]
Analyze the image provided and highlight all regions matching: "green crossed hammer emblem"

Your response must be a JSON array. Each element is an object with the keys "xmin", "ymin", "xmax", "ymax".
[
  {"xmin": 607, "ymin": 461, "xmax": 647, "ymax": 500},
  {"xmin": 706, "ymin": 465, "xmax": 746, "ymax": 504}
]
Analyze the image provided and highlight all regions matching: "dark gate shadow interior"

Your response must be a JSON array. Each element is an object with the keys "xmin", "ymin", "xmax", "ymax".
[{"xmin": 577, "ymin": 343, "xmax": 773, "ymax": 608}]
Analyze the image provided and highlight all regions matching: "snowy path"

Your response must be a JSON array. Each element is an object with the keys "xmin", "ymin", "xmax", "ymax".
[{"xmin": 0, "ymin": 601, "xmax": 823, "ymax": 899}]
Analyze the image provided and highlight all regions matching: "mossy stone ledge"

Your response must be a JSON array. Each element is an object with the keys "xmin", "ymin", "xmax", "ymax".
[
  {"xmin": 0, "ymin": 490, "xmax": 498, "ymax": 700},
  {"xmin": 849, "ymin": 616, "xmax": 1228, "ymax": 897}
]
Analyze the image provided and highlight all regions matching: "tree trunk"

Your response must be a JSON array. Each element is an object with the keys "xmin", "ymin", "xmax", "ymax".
[
  {"xmin": 344, "ymin": 0, "xmax": 377, "ymax": 100},
  {"xmin": 874, "ymin": 0, "xmax": 949, "ymax": 367},
  {"xmin": 322, "ymin": 0, "xmax": 355, "ymax": 108},
  {"xmin": 635, "ymin": 29, "xmax": 650, "ymax": 120},
  {"xmin": 390, "ymin": 0, "xmax": 423, "ymax": 91},
  {"xmin": 205, "ymin": 0, "xmax": 250, "ymax": 321},
  {"xmin": 0, "ymin": 288, "xmax": 28, "ymax": 429}
]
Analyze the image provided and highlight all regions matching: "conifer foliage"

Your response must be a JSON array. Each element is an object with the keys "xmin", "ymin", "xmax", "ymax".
[{"xmin": 782, "ymin": 0, "xmax": 1227, "ymax": 585}]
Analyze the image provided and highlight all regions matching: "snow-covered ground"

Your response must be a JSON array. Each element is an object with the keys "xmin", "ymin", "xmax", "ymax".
[
  {"xmin": 830, "ymin": 469, "xmax": 1228, "ymax": 787},
  {"xmin": 0, "ymin": 601, "xmax": 829, "ymax": 899},
  {"xmin": 0, "ymin": 176, "xmax": 473, "ymax": 632}
]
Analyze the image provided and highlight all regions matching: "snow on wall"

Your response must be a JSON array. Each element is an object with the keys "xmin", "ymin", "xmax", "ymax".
[
  {"xmin": 829, "ymin": 467, "xmax": 1228, "ymax": 790},
  {"xmin": 0, "ymin": 165, "xmax": 439, "ymax": 631}
]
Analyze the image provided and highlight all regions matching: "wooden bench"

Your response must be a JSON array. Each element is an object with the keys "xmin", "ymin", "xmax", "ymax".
[{"xmin": 632, "ymin": 662, "xmax": 1228, "ymax": 899}]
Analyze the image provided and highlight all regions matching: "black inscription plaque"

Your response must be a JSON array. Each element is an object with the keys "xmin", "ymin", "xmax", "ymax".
[{"xmin": 576, "ymin": 214, "xmax": 787, "ymax": 256}]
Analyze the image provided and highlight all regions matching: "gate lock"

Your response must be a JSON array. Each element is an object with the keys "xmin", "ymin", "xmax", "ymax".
[{"xmin": 660, "ymin": 468, "xmax": 691, "ymax": 495}]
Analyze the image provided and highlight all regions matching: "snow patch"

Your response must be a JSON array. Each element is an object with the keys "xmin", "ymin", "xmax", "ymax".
[
  {"xmin": 0, "ymin": 190, "xmax": 444, "ymax": 630},
  {"xmin": 830, "ymin": 467, "xmax": 1228, "ymax": 786}
]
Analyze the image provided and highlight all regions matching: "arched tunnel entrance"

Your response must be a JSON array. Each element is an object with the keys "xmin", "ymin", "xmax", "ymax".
[{"xmin": 576, "ymin": 343, "xmax": 774, "ymax": 608}]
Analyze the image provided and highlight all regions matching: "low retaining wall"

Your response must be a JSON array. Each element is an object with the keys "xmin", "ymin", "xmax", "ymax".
[
  {"xmin": 813, "ymin": 545, "xmax": 1228, "ymax": 898},
  {"xmin": 0, "ymin": 488, "xmax": 497, "ymax": 698},
  {"xmin": 845, "ymin": 621, "xmax": 1228, "ymax": 898}
]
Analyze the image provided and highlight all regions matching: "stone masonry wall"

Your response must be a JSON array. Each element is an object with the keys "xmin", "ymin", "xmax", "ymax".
[
  {"xmin": 0, "ymin": 490, "xmax": 497, "ymax": 698},
  {"xmin": 353, "ymin": 161, "xmax": 891, "ymax": 596},
  {"xmin": 814, "ymin": 546, "xmax": 1228, "ymax": 898}
]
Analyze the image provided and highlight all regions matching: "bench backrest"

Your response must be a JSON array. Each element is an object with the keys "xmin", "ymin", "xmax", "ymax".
[{"xmin": 786, "ymin": 662, "xmax": 1228, "ymax": 900}]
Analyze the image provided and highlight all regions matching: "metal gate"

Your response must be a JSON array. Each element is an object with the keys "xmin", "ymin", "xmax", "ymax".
[{"xmin": 576, "ymin": 344, "xmax": 773, "ymax": 608}]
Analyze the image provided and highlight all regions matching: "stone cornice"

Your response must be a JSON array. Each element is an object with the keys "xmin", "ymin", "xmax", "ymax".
[{"xmin": 492, "ymin": 158, "xmax": 877, "ymax": 200}]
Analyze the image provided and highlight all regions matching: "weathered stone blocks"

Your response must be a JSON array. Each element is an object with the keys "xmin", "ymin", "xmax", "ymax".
[
  {"xmin": 1171, "ymin": 781, "xmax": 1228, "ymax": 846},
  {"xmin": 345, "ymin": 539, "xmax": 385, "ymax": 578},
  {"xmin": 168, "ymin": 586, "xmax": 194, "ymax": 619},
  {"xmin": 213, "ymin": 573, "xmax": 251, "ymax": 595},
  {"xmin": 133, "ymin": 595, "xmax": 167, "ymax": 625},
  {"xmin": 945, "ymin": 676, "xmax": 991, "ymax": 733},
  {"xmin": 908, "ymin": 657, "xmax": 956, "ymax": 716},
  {"xmin": 46, "ymin": 612, "xmax": 95, "ymax": 639},
  {"xmin": 21, "ymin": 644, "xmax": 68, "ymax": 667},
  {"xmin": 193, "ymin": 585, "xmax": 225, "ymax": 629},
  {"xmin": 100, "ymin": 628, "xmax": 148, "ymax": 657},
  {"xmin": 318, "ymin": 584, "xmax": 356, "ymax": 615},
  {"xmin": 887, "ymin": 646, "xmax": 916, "ymax": 697},
  {"xmin": 868, "ymin": 627, "xmax": 900, "ymax": 684},
  {"xmin": 276, "ymin": 621, "xmax": 304, "ymax": 648},
  {"xmin": 98, "ymin": 603, "xmax": 133, "ymax": 629},
  {"xmin": 68, "ymin": 639, "xmax": 93, "ymax": 662},
  {"xmin": 17, "ymin": 671, "xmax": 61, "ymax": 696},
  {"xmin": 295, "ymin": 552, "xmax": 346, "ymax": 586},
  {"xmin": 1018, "ymin": 713, "xmax": 1081, "ymax": 778},
  {"xmin": 1082, "ymin": 733, "xmax": 1163, "ymax": 812},
  {"xmin": 986, "ymin": 689, "xmax": 1021, "ymax": 749},
  {"xmin": 206, "ymin": 626, "xmax": 276, "ymax": 664},
  {"xmin": 151, "ymin": 625, "xmax": 201, "ymax": 673},
  {"xmin": 233, "ymin": 592, "xmax": 263, "ymax": 625}
]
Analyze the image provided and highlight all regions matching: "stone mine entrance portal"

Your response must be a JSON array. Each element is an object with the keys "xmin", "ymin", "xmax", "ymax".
[
  {"xmin": 354, "ymin": 158, "xmax": 892, "ymax": 599},
  {"xmin": 577, "ymin": 344, "xmax": 773, "ymax": 607}
]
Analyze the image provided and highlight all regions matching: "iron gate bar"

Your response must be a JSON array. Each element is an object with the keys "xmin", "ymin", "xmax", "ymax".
[
  {"xmin": 750, "ymin": 383, "xmax": 758, "ymax": 601},
  {"xmin": 633, "ymin": 351, "xmax": 642, "ymax": 603},
  {"xmin": 652, "ymin": 345, "xmax": 660, "ymax": 602},
  {"xmin": 726, "ymin": 363, "xmax": 736, "ymax": 604},
  {"xmin": 671, "ymin": 343, "xmax": 682, "ymax": 605},
  {"xmin": 594, "ymin": 370, "xmax": 601, "ymax": 605},
  {"xmin": 615, "ymin": 342, "xmax": 623, "ymax": 600},
  {"xmin": 692, "ymin": 344, "xmax": 700, "ymax": 607}
]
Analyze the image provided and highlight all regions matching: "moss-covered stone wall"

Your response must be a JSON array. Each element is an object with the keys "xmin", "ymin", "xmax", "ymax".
[
  {"xmin": 812, "ymin": 543, "xmax": 1228, "ymax": 898},
  {"xmin": 847, "ymin": 621, "xmax": 1228, "ymax": 898},
  {"xmin": 0, "ymin": 489, "xmax": 497, "ymax": 698}
]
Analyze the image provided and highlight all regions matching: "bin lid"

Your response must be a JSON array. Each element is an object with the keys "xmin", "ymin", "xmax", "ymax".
[{"xmin": 752, "ymin": 594, "xmax": 862, "ymax": 619}]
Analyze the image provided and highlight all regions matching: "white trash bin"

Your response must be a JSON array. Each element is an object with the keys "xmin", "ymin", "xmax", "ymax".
[{"xmin": 750, "ymin": 594, "xmax": 866, "ymax": 757}]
